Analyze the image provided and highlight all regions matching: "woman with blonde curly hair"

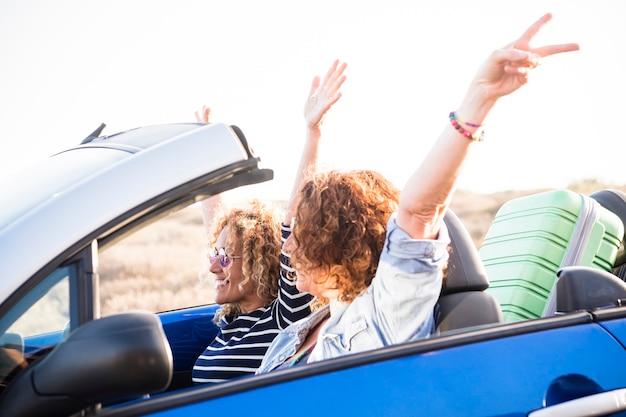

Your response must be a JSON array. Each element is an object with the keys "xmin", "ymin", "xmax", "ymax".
[
  {"xmin": 192, "ymin": 60, "xmax": 347, "ymax": 383},
  {"xmin": 205, "ymin": 200, "xmax": 284, "ymax": 321},
  {"xmin": 257, "ymin": 13, "xmax": 579, "ymax": 373}
]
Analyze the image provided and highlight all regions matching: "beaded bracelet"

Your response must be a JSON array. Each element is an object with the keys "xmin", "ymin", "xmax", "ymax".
[
  {"xmin": 450, "ymin": 111, "xmax": 482, "ymax": 128},
  {"xmin": 449, "ymin": 111, "xmax": 485, "ymax": 142}
]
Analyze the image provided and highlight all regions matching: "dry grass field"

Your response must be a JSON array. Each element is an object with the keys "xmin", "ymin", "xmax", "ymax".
[
  {"xmin": 99, "ymin": 207, "xmax": 212, "ymax": 316},
  {"xmin": 98, "ymin": 180, "xmax": 626, "ymax": 316}
]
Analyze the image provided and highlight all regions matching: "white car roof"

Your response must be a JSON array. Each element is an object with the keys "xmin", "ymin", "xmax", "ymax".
[{"xmin": 0, "ymin": 122, "xmax": 270, "ymax": 305}]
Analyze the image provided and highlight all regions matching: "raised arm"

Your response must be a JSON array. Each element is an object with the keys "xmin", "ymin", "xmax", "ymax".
[
  {"xmin": 283, "ymin": 59, "xmax": 347, "ymax": 224},
  {"xmin": 396, "ymin": 13, "xmax": 579, "ymax": 240}
]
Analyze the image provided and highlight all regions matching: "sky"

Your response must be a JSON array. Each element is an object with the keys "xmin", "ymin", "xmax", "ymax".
[{"xmin": 1, "ymin": 0, "xmax": 625, "ymax": 202}]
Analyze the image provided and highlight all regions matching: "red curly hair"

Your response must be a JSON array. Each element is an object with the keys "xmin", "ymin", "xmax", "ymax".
[{"xmin": 291, "ymin": 170, "xmax": 400, "ymax": 303}]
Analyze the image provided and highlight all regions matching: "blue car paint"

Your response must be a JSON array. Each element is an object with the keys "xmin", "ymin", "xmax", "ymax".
[
  {"xmin": 23, "ymin": 332, "xmax": 64, "ymax": 354},
  {"xmin": 113, "ymin": 320, "xmax": 626, "ymax": 417},
  {"xmin": 20, "ymin": 307, "xmax": 626, "ymax": 416},
  {"xmin": 598, "ymin": 317, "xmax": 626, "ymax": 348}
]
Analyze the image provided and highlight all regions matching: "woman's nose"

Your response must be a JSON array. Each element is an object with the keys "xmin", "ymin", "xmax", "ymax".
[
  {"xmin": 209, "ymin": 258, "xmax": 222, "ymax": 273},
  {"xmin": 284, "ymin": 234, "xmax": 295, "ymax": 254}
]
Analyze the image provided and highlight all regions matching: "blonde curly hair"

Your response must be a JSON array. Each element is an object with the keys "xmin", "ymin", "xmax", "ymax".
[
  {"xmin": 202, "ymin": 199, "xmax": 283, "ymax": 322},
  {"xmin": 291, "ymin": 170, "xmax": 400, "ymax": 304}
]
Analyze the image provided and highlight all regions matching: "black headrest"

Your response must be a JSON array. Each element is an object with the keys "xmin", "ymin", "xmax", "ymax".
[
  {"xmin": 442, "ymin": 210, "xmax": 490, "ymax": 295},
  {"xmin": 589, "ymin": 189, "xmax": 626, "ymax": 267}
]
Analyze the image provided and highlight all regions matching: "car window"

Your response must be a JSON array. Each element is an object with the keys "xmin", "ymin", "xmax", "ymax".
[
  {"xmin": 98, "ymin": 204, "xmax": 215, "ymax": 315},
  {"xmin": 6, "ymin": 273, "xmax": 69, "ymax": 336},
  {"xmin": 0, "ymin": 265, "xmax": 72, "ymax": 394}
]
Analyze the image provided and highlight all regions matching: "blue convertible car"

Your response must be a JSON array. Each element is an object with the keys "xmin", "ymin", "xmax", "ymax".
[{"xmin": 1, "ymin": 122, "xmax": 626, "ymax": 417}]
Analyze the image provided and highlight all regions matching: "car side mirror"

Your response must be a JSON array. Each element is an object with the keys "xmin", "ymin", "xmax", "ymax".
[
  {"xmin": 556, "ymin": 266, "xmax": 626, "ymax": 313},
  {"xmin": 0, "ymin": 311, "xmax": 173, "ymax": 417}
]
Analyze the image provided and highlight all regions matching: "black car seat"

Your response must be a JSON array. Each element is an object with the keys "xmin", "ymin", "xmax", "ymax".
[
  {"xmin": 434, "ymin": 210, "xmax": 503, "ymax": 334},
  {"xmin": 589, "ymin": 189, "xmax": 626, "ymax": 280}
]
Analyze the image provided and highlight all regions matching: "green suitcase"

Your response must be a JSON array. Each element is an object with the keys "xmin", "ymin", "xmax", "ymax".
[{"xmin": 479, "ymin": 189, "xmax": 624, "ymax": 322}]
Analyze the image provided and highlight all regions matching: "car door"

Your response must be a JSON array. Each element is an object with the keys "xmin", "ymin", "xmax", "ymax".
[
  {"xmin": 0, "ymin": 239, "xmax": 98, "ymax": 390},
  {"xmin": 0, "ymin": 122, "xmax": 273, "ymax": 416},
  {"xmin": 96, "ymin": 311, "xmax": 626, "ymax": 417}
]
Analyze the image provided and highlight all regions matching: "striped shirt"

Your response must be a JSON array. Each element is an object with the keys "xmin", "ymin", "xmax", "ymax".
[{"xmin": 191, "ymin": 224, "xmax": 313, "ymax": 384}]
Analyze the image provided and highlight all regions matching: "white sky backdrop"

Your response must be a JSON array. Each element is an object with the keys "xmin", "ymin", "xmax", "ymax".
[{"xmin": 1, "ymin": 0, "xmax": 625, "ymax": 201}]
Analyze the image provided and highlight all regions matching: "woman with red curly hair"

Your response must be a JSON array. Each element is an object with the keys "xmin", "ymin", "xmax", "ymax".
[
  {"xmin": 192, "ymin": 60, "xmax": 347, "ymax": 383},
  {"xmin": 257, "ymin": 13, "xmax": 579, "ymax": 373},
  {"xmin": 292, "ymin": 169, "xmax": 400, "ymax": 306}
]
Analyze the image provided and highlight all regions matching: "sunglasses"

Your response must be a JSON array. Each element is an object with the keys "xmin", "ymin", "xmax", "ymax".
[{"xmin": 208, "ymin": 247, "xmax": 242, "ymax": 268}]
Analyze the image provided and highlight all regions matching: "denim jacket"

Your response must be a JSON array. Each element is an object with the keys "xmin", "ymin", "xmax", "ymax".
[{"xmin": 256, "ymin": 214, "xmax": 450, "ymax": 374}]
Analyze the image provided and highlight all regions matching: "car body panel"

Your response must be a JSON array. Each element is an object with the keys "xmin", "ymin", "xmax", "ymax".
[
  {"xmin": 595, "ymin": 308, "xmax": 626, "ymax": 347},
  {"xmin": 100, "ymin": 314, "xmax": 626, "ymax": 417}
]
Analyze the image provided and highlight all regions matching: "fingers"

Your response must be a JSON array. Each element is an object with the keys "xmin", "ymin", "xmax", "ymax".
[
  {"xmin": 532, "ymin": 42, "xmax": 580, "ymax": 58},
  {"xmin": 326, "ymin": 91, "xmax": 343, "ymax": 107},
  {"xmin": 195, "ymin": 105, "xmax": 211, "ymax": 123},
  {"xmin": 496, "ymin": 41, "xmax": 578, "ymax": 79},
  {"xmin": 503, "ymin": 65, "xmax": 533, "ymax": 79},
  {"xmin": 509, "ymin": 12, "xmax": 580, "ymax": 58},
  {"xmin": 491, "ymin": 49, "xmax": 536, "ymax": 67},
  {"xmin": 332, "ymin": 71, "xmax": 347, "ymax": 94},
  {"xmin": 514, "ymin": 12, "xmax": 553, "ymax": 48},
  {"xmin": 321, "ymin": 59, "xmax": 346, "ymax": 91},
  {"xmin": 318, "ymin": 60, "xmax": 347, "ymax": 97},
  {"xmin": 494, "ymin": 11, "xmax": 579, "ymax": 73},
  {"xmin": 308, "ymin": 60, "xmax": 347, "ymax": 103},
  {"xmin": 304, "ymin": 60, "xmax": 348, "ymax": 128},
  {"xmin": 321, "ymin": 59, "xmax": 340, "ymax": 85},
  {"xmin": 308, "ymin": 76, "xmax": 321, "ymax": 99}
]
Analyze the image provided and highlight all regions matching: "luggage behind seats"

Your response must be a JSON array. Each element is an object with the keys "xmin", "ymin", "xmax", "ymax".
[{"xmin": 479, "ymin": 189, "xmax": 624, "ymax": 323}]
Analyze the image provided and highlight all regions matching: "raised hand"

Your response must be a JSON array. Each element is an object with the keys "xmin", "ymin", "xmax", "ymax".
[
  {"xmin": 195, "ymin": 105, "xmax": 211, "ymax": 123},
  {"xmin": 508, "ymin": 13, "xmax": 579, "ymax": 62},
  {"xmin": 304, "ymin": 60, "xmax": 347, "ymax": 129},
  {"xmin": 472, "ymin": 13, "xmax": 579, "ymax": 100}
]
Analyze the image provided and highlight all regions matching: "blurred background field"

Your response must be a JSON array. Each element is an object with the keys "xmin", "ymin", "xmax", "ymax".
[
  {"xmin": 98, "ymin": 180, "xmax": 626, "ymax": 316},
  {"xmin": 99, "ymin": 205, "xmax": 212, "ymax": 316}
]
